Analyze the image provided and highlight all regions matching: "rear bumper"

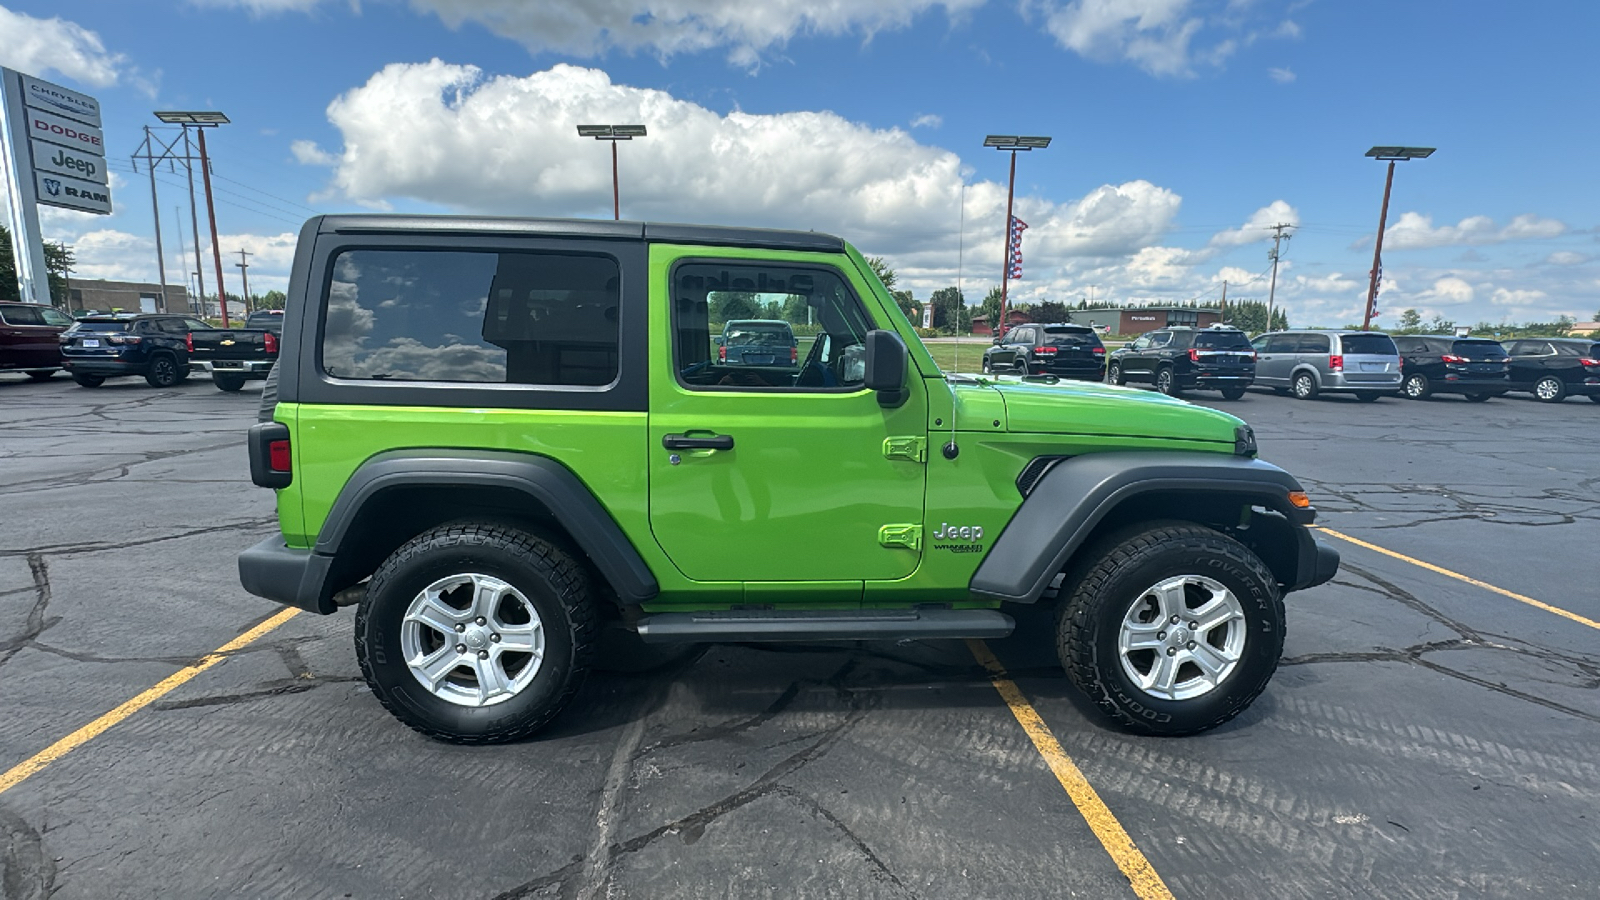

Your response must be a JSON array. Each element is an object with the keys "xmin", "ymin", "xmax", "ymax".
[
  {"xmin": 1183, "ymin": 373, "xmax": 1255, "ymax": 388},
  {"xmin": 1435, "ymin": 375, "xmax": 1509, "ymax": 393},
  {"xmin": 61, "ymin": 358, "xmax": 143, "ymax": 375},
  {"xmin": 238, "ymin": 536, "xmax": 336, "ymax": 614},
  {"xmin": 206, "ymin": 359, "xmax": 275, "ymax": 378},
  {"xmin": 1323, "ymin": 373, "xmax": 1402, "ymax": 392}
]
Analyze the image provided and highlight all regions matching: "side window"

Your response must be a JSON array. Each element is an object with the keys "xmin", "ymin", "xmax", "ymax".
[
  {"xmin": 1528, "ymin": 341, "xmax": 1557, "ymax": 356},
  {"xmin": 672, "ymin": 261, "xmax": 871, "ymax": 391},
  {"xmin": 134, "ymin": 320, "xmax": 157, "ymax": 335},
  {"xmin": 40, "ymin": 308, "xmax": 73, "ymax": 327},
  {"xmin": 1263, "ymin": 334, "xmax": 1295, "ymax": 353},
  {"xmin": 319, "ymin": 248, "xmax": 619, "ymax": 386},
  {"xmin": 1251, "ymin": 335, "xmax": 1269, "ymax": 352},
  {"xmin": 1129, "ymin": 335, "xmax": 1151, "ymax": 351},
  {"xmin": 184, "ymin": 318, "xmax": 212, "ymax": 331},
  {"xmin": 1297, "ymin": 334, "xmax": 1331, "ymax": 354},
  {"xmin": 1017, "ymin": 327, "xmax": 1036, "ymax": 345},
  {"xmin": 1149, "ymin": 332, "xmax": 1172, "ymax": 348},
  {"xmin": 0, "ymin": 306, "xmax": 44, "ymax": 326},
  {"xmin": 160, "ymin": 318, "xmax": 189, "ymax": 334}
]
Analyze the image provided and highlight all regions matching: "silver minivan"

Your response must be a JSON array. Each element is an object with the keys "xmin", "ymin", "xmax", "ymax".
[{"xmin": 1251, "ymin": 330, "xmax": 1402, "ymax": 401}]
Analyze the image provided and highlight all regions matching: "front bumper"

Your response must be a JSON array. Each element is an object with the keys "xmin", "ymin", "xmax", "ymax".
[
  {"xmin": 1289, "ymin": 530, "xmax": 1340, "ymax": 593},
  {"xmin": 238, "ymin": 535, "xmax": 337, "ymax": 614}
]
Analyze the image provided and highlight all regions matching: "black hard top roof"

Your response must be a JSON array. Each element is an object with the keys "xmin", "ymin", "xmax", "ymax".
[{"xmin": 315, "ymin": 215, "xmax": 846, "ymax": 253}]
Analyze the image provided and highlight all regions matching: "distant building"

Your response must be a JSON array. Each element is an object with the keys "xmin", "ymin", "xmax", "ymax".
[
  {"xmin": 1069, "ymin": 306, "xmax": 1221, "ymax": 335},
  {"xmin": 971, "ymin": 309, "xmax": 1031, "ymax": 336},
  {"xmin": 65, "ymin": 279, "xmax": 191, "ymax": 315}
]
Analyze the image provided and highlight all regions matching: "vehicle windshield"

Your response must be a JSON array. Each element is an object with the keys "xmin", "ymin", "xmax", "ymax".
[
  {"xmin": 1453, "ymin": 339, "xmax": 1507, "ymax": 357},
  {"xmin": 1042, "ymin": 327, "xmax": 1099, "ymax": 346},
  {"xmin": 725, "ymin": 326, "xmax": 793, "ymax": 345},
  {"xmin": 246, "ymin": 312, "xmax": 283, "ymax": 326},
  {"xmin": 1340, "ymin": 334, "xmax": 1398, "ymax": 355},
  {"xmin": 1194, "ymin": 331, "xmax": 1251, "ymax": 350}
]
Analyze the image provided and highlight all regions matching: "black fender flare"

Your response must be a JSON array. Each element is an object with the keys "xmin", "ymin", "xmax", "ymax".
[
  {"xmin": 969, "ymin": 451, "xmax": 1320, "ymax": 604},
  {"xmin": 315, "ymin": 449, "xmax": 658, "ymax": 603}
]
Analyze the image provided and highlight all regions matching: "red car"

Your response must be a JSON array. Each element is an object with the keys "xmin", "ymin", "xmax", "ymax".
[{"xmin": 0, "ymin": 302, "xmax": 74, "ymax": 380}]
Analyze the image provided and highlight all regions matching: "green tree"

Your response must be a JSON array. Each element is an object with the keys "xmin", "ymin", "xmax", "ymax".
[
  {"xmin": 1035, "ymin": 300, "xmax": 1071, "ymax": 323},
  {"xmin": 709, "ymin": 292, "xmax": 759, "ymax": 323},
  {"xmin": 1396, "ymin": 309, "xmax": 1422, "ymax": 333},
  {"xmin": 259, "ymin": 289, "xmax": 288, "ymax": 310},
  {"xmin": 928, "ymin": 286, "xmax": 968, "ymax": 333},
  {"xmin": 1427, "ymin": 314, "xmax": 1455, "ymax": 334},
  {"xmin": 980, "ymin": 286, "xmax": 1003, "ymax": 330},
  {"xmin": 865, "ymin": 256, "xmax": 897, "ymax": 291},
  {"xmin": 0, "ymin": 225, "xmax": 74, "ymax": 306}
]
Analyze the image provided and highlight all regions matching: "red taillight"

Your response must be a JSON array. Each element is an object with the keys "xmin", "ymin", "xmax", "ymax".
[
  {"xmin": 1092, "ymin": 346, "xmax": 1105, "ymax": 355},
  {"xmin": 1035, "ymin": 345, "xmax": 1057, "ymax": 355},
  {"xmin": 264, "ymin": 331, "xmax": 278, "ymax": 354},
  {"xmin": 1580, "ymin": 358, "xmax": 1600, "ymax": 367},
  {"xmin": 108, "ymin": 334, "xmax": 141, "ymax": 345},
  {"xmin": 268, "ymin": 439, "xmax": 291, "ymax": 473},
  {"xmin": 790, "ymin": 345, "xmax": 797, "ymax": 364},
  {"xmin": 718, "ymin": 345, "xmax": 726, "ymax": 362},
  {"xmin": 1329, "ymin": 354, "xmax": 1343, "ymax": 372},
  {"xmin": 1188, "ymin": 348, "xmax": 1199, "ymax": 362},
  {"xmin": 186, "ymin": 333, "xmax": 194, "ymax": 352},
  {"xmin": 1441, "ymin": 354, "xmax": 1467, "ymax": 363},
  {"xmin": 1248, "ymin": 351, "xmax": 1257, "ymax": 361}
]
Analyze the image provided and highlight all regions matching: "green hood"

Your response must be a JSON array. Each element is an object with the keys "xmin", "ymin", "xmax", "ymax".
[{"xmin": 978, "ymin": 377, "xmax": 1244, "ymax": 446}]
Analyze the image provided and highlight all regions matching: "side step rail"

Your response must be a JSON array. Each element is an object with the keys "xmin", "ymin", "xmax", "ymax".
[{"xmin": 635, "ymin": 608, "xmax": 1014, "ymax": 644}]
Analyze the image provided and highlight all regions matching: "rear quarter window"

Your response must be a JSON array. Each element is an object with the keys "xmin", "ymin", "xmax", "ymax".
[{"xmin": 1194, "ymin": 331, "xmax": 1251, "ymax": 350}]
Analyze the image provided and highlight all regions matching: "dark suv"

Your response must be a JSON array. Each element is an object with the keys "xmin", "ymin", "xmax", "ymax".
[
  {"xmin": 61, "ymin": 314, "xmax": 209, "ymax": 387},
  {"xmin": 1391, "ymin": 335, "xmax": 1511, "ymax": 401},
  {"xmin": 1108, "ymin": 326, "xmax": 1256, "ymax": 399},
  {"xmin": 1503, "ymin": 337, "xmax": 1600, "ymax": 403},
  {"xmin": 981, "ymin": 323, "xmax": 1106, "ymax": 380},
  {"xmin": 0, "ymin": 302, "xmax": 74, "ymax": 380}
]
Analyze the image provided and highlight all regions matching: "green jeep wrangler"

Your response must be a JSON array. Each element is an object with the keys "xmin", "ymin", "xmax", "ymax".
[{"xmin": 239, "ymin": 215, "xmax": 1338, "ymax": 744}]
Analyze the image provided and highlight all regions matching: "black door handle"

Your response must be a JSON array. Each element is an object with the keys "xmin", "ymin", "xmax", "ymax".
[{"xmin": 663, "ymin": 433, "xmax": 734, "ymax": 451}]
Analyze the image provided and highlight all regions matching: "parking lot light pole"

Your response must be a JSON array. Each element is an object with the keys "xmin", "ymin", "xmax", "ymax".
[
  {"xmin": 1362, "ymin": 145, "xmax": 1435, "ymax": 331},
  {"xmin": 983, "ymin": 135, "xmax": 1051, "ymax": 335},
  {"xmin": 157, "ymin": 112, "xmax": 232, "ymax": 324},
  {"xmin": 577, "ymin": 125, "xmax": 647, "ymax": 220}
]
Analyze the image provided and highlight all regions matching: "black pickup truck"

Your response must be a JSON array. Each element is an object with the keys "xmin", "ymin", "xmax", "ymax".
[{"xmin": 189, "ymin": 310, "xmax": 282, "ymax": 391}]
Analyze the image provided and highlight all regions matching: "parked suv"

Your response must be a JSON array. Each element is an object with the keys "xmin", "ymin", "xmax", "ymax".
[
  {"xmin": 1108, "ymin": 325, "xmax": 1255, "ymax": 399},
  {"xmin": 238, "ymin": 215, "xmax": 1336, "ymax": 744},
  {"xmin": 1251, "ymin": 330, "xmax": 1401, "ymax": 402},
  {"xmin": 1504, "ymin": 337, "xmax": 1600, "ymax": 403},
  {"xmin": 0, "ymin": 302, "xmax": 74, "ymax": 380},
  {"xmin": 1391, "ymin": 335, "xmax": 1511, "ymax": 401},
  {"xmin": 716, "ymin": 319, "xmax": 798, "ymax": 367},
  {"xmin": 981, "ymin": 323, "xmax": 1106, "ymax": 381},
  {"xmin": 60, "ymin": 314, "xmax": 209, "ymax": 387}
]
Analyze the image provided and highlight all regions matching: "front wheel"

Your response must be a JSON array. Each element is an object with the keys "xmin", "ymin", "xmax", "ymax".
[
  {"xmin": 1107, "ymin": 362, "xmax": 1125, "ymax": 386},
  {"xmin": 214, "ymin": 374, "xmax": 247, "ymax": 392},
  {"xmin": 1057, "ymin": 522, "xmax": 1284, "ymax": 736},
  {"xmin": 72, "ymin": 374, "xmax": 104, "ymax": 388},
  {"xmin": 1219, "ymin": 387, "xmax": 1247, "ymax": 401},
  {"xmin": 1533, "ymin": 376, "xmax": 1566, "ymax": 403},
  {"xmin": 1403, "ymin": 373, "xmax": 1432, "ymax": 399},
  {"xmin": 355, "ymin": 523, "xmax": 597, "ymax": 744}
]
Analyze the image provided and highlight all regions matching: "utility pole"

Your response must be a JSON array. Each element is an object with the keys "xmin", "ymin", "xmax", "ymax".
[
  {"xmin": 1220, "ymin": 280, "xmax": 1228, "ymax": 324},
  {"xmin": 132, "ymin": 127, "xmax": 170, "ymax": 311},
  {"xmin": 1265, "ymin": 223, "xmax": 1293, "ymax": 332},
  {"xmin": 182, "ymin": 128, "xmax": 205, "ymax": 318},
  {"xmin": 235, "ymin": 249, "xmax": 252, "ymax": 314}
]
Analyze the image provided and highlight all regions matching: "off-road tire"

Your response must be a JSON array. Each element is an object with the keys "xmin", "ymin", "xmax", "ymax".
[
  {"xmin": 214, "ymin": 374, "xmax": 247, "ymax": 392},
  {"xmin": 355, "ymin": 523, "xmax": 597, "ymax": 744},
  {"xmin": 1219, "ymin": 387, "xmax": 1247, "ymax": 401},
  {"xmin": 72, "ymin": 374, "xmax": 104, "ymax": 387},
  {"xmin": 1056, "ymin": 521, "xmax": 1285, "ymax": 737},
  {"xmin": 25, "ymin": 370, "xmax": 54, "ymax": 382},
  {"xmin": 145, "ymin": 354, "xmax": 181, "ymax": 388},
  {"xmin": 1292, "ymin": 371, "xmax": 1318, "ymax": 400}
]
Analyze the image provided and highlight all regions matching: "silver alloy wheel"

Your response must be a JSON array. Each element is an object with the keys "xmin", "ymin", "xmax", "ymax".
[
  {"xmin": 1293, "ymin": 373, "xmax": 1314, "ymax": 399},
  {"xmin": 1108, "ymin": 363, "xmax": 1122, "ymax": 385},
  {"xmin": 1404, "ymin": 375, "xmax": 1427, "ymax": 398},
  {"xmin": 1156, "ymin": 368, "xmax": 1173, "ymax": 393},
  {"xmin": 400, "ymin": 572, "xmax": 546, "ymax": 707},
  {"xmin": 1535, "ymin": 377, "xmax": 1563, "ymax": 401},
  {"xmin": 1117, "ymin": 574, "xmax": 1246, "ymax": 701}
]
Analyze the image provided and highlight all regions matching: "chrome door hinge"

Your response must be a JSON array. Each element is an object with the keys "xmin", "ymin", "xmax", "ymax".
[
  {"xmin": 878, "ymin": 524, "xmax": 922, "ymax": 551},
  {"xmin": 882, "ymin": 436, "xmax": 927, "ymax": 463}
]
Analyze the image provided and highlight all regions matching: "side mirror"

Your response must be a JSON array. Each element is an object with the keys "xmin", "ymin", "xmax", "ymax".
[
  {"xmin": 862, "ymin": 329, "xmax": 908, "ymax": 408},
  {"xmin": 992, "ymin": 336, "xmax": 1003, "ymax": 345},
  {"xmin": 713, "ymin": 335, "xmax": 725, "ymax": 346}
]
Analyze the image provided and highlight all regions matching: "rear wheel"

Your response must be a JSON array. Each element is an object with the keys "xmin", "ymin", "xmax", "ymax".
[
  {"xmin": 1219, "ymin": 387, "xmax": 1247, "ymax": 401},
  {"xmin": 1154, "ymin": 366, "xmax": 1177, "ymax": 395},
  {"xmin": 1465, "ymin": 393, "xmax": 1493, "ymax": 403},
  {"xmin": 1107, "ymin": 362, "xmax": 1125, "ymax": 385},
  {"xmin": 981, "ymin": 357, "xmax": 992, "ymax": 375},
  {"xmin": 214, "ymin": 374, "xmax": 247, "ymax": 392},
  {"xmin": 72, "ymin": 374, "xmax": 104, "ymax": 388},
  {"xmin": 1354, "ymin": 392, "xmax": 1382, "ymax": 402},
  {"xmin": 25, "ymin": 370, "xmax": 55, "ymax": 382},
  {"xmin": 145, "ymin": 354, "xmax": 181, "ymax": 388},
  {"xmin": 1291, "ymin": 371, "xmax": 1318, "ymax": 400},
  {"xmin": 356, "ymin": 523, "xmax": 596, "ymax": 744},
  {"xmin": 1403, "ymin": 373, "xmax": 1432, "ymax": 399},
  {"xmin": 1533, "ymin": 376, "xmax": 1567, "ymax": 403},
  {"xmin": 1018, "ymin": 360, "xmax": 1031, "ymax": 376},
  {"xmin": 1057, "ymin": 522, "xmax": 1284, "ymax": 736}
]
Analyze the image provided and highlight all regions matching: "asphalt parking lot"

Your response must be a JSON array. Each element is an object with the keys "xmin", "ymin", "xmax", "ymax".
[{"xmin": 1, "ymin": 372, "xmax": 1597, "ymax": 899}]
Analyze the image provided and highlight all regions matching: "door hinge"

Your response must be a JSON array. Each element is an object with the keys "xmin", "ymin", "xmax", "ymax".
[
  {"xmin": 882, "ymin": 436, "xmax": 927, "ymax": 463},
  {"xmin": 878, "ymin": 524, "xmax": 922, "ymax": 551}
]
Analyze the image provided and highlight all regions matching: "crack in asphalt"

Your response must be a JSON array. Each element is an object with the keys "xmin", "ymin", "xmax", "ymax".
[
  {"xmin": 495, "ymin": 660, "xmax": 917, "ymax": 900},
  {"xmin": 0, "ymin": 518, "xmax": 277, "ymax": 560},
  {"xmin": 0, "ymin": 440, "xmax": 244, "ymax": 497},
  {"xmin": 0, "ymin": 803, "xmax": 54, "ymax": 900},
  {"xmin": 149, "ymin": 675, "xmax": 363, "ymax": 711},
  {"xmin": 0, "ymin": 555, "xmax": 56, "ymax": 672},
  {"xmin": 1300, "ymin": 478, "xmax": 1600, "ymax": 528}
]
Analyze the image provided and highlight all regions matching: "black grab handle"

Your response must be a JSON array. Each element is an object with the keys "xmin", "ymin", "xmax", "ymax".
[{"xmin": 663, "ymin": 433, "xmax": 735, "ymax": 451}]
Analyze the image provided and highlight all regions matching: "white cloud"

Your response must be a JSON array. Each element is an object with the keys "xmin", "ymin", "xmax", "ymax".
[
  {"xmin": 1383, "ymin": 211, "xmax": 1567, "ymax": 250},
  {"xmin": 1489, "ymin": 287, "xmax": 1546, "ymax": 308},
  {"xmin": 1041, "ymin": 0, "xmax": 1201, "ymax": 77},
  {"xmin": 0, "ymin": 5, "xmax": 124, "ymax": 86},
  {"xmin": 1410, "ymin": 276, "xmax": 1475, "ymax": 306},
  {"xmin": 290, "ymin": 139, "xmax": 338, "ymax": 165},
  {"xmin": 1268, "ymin": 66, "xmax": 1294, "ymax": 83},
  {"xmin": 1206, "ymin": 200, "xmax": 1298, "ymax": 249},
  {"xmin": 910, "ymin": 113, "xmax": 942, "ymax": 129},
  {"xmin": 1546, "ymin": 251, "xmax": 1589, "ymax": 266}
]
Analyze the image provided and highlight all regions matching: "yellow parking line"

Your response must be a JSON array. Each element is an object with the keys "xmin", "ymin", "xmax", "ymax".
[
  {"xmin": 1317, "ymin": 526, "xmax": 1600, "ymax": 632},
  {"xmin": 0, "ymin": 607, "xmax": 300, "ymax": 796},
  {"xmin": 968, "ymin": 639, "xmax": 1175, "ymax": 900}
]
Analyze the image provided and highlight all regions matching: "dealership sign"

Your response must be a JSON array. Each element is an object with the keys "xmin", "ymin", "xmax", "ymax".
[{"xmin": 17, "ymin": 74, "xmax": 110, "ymax": 215}]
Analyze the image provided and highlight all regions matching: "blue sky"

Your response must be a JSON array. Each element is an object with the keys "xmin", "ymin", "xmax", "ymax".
[{"xmin": 2, "ymin": 0, "xmax": 1596, "ymax": 327}]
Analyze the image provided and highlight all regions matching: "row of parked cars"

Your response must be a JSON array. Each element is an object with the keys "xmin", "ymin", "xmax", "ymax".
[
  {"xmin": 0, "ymin": 301, "xmax": 282, "ymax": 390},
  {"xmin": 980, "ymin": 322, "xmax": 1600, "ymax": 404}
]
